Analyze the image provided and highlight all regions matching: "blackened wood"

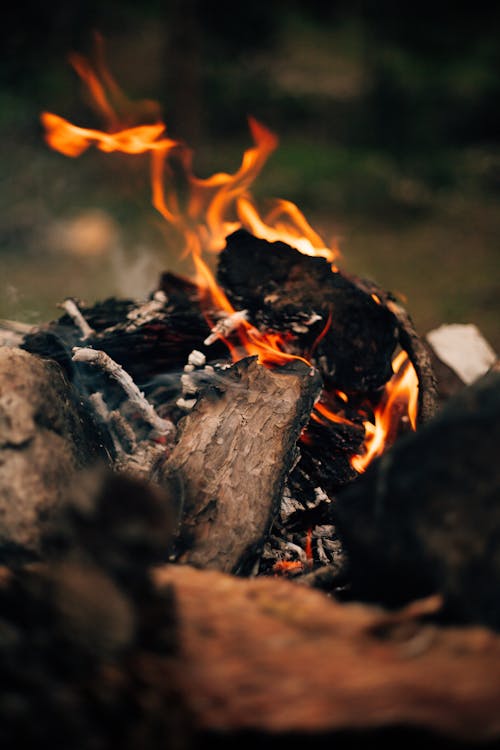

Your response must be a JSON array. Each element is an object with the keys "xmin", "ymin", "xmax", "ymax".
[
  {"xmin": 158, "ymin": 357, "xmax": 322, "ymax": 573},
  {"xmin": 386, "ymin": 299, "xmax": 438, "ymax": 423},
  {"xmin": 330, "ymin": 370, "xmax": 500, "ymax": 630},
  {"xmin": 217, "ymin": 230, "xmax": 399, "ymax": 393},
  {"xmin": 21, "ymin": 286, "xmax": 228, "ymax": 384}
]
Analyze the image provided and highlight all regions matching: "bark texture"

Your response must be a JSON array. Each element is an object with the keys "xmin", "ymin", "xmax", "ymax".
[
  {"xmin": 0, "ymin": 347, "xmax": 106, "ymax": 560},
  {"xmin": 154, "ymin": 564, "xmax": 500, "ymax": 742},
  {"xmin": 218, "ymin": 230, "xmax": 399, "ymax": 392},
  {"xmin": 159, "ymin": 357, "xmax": 322, "ymax": 573}
]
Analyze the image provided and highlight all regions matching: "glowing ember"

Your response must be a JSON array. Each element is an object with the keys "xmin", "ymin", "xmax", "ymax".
[
  {"xmin": 272, "ymin": 560, "xmax": 304, "ymax": 575},
  {"xmin": 41, "ymin": 41, "xmax": 419, "ymax": 472}
]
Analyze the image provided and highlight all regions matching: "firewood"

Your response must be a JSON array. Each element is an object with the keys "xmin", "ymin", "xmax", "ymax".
[
  {"xmin": 154, "ymin": 564, "xmax": 500, "ymax": 743},
  {"xmin": 0, "ymin": 347, "xmax": 108, "ymax": 561},
  {"xmin": 158, "ymin": 356, "xmax": 322, "ymax": 573},
  {"xmin": 20, "ymin": 286, "xmax": 228, "ymax": 383},
  {"xmin": 330, "ymin": 370, "xmax": 500, "ymax": 629},
  {"xmin": 0, "ymin": 469, "xmax": 191, "ymax": 750},
  {"xmin": 217, "ymin": 229, "xmax": 399, "ymax": 393}
]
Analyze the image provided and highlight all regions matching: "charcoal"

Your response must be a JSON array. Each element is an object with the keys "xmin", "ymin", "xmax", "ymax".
[{"xmin": 217, "ymin": 229, "xmax": 399, "ymax": 393}]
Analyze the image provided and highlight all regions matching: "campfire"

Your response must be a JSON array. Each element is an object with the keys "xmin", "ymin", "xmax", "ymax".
[{"xmin": 1, "ymin": 41, "xmax": 500, "ymax": 750}]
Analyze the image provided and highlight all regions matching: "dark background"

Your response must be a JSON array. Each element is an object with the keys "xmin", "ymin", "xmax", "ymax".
[{"xmin": 1, "ymin": 0, "xmax": 499, "ymax": 349}]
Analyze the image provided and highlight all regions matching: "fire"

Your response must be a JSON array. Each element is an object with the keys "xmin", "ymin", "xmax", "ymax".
[
  {"xmin": 41, "ymin": 46, "xmax": 334, "ymax": 368},
  {"xmin": 350, "ymin": 350, "xmax": 419, "ymax": 473},
  {"xmin": 41, "ymin": 42, "xmax": 419, "ymax": 471}
]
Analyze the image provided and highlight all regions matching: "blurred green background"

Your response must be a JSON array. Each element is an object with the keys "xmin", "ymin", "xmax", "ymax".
[{"xmin": 1, "ymin": 0, "xmax": 499, "ymax": 350}]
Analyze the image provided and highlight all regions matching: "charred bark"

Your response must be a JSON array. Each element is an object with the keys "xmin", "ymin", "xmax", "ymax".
[
  {"xmin": 20, "ymin": 279, "xmax": 228, "ymax": 385},
  {"xmin": 159, "ymin": 357, "xmax": 322, "ymax": 573},
  {"xmin": 217, "ymin": 229, "xmax": 399, "ymax": 393},
  {"xmin": 330, "ymin": 370, "xmax": 500, "ymax": 630}
]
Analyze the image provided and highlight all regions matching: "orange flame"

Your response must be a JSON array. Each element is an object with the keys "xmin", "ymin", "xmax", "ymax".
[
  {"xmin": 42, "ymin": 43, "xmax": 419, "ymax": 471},
  {"xmin": 350, "ymin": 351, "xmax": 418, "ymax": 473},
  {"xmin": 41, "ymin": 46, "xmax": 337, "ymax": 367}
]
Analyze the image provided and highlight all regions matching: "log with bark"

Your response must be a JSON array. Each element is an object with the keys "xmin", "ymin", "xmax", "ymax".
[
  {"xmin": 159, "ymin": 356, "xmax": 322, "ymax": 573},
  {"xmin": 0, "ymin": 347, "xmax": 108, "ymax": 561}
]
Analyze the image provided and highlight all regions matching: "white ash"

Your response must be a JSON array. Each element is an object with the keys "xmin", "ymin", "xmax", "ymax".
[
  {"xmin": 280, "ymin": 485, "xmax": 305, "ymax": 522},
  {"xmin": 88, "ymin": 392, "xmax": 125, "ymax": 456},
  {"xmin": 306, "ymin": 313, "xmax": 322, "ymax": 325},
  {"xmin": 180, "ymin": 372, "xmax": 198, "ymax": 396},
  {"xmin": 72, "ymin": 346, "xmax": 175, "ymax": 437},
  {"xmin": 314, "ymin": 486, "xmax": 332, "ymax": 505},
  {"xmin": 426, "ymin": 323, "xmax": 497, "ymax": 385},
  {"xmin": 204, "ymin": 310, "xmax": 248, "ymax": 346},
  {"xmin": 60, "ymin": 298, "xmax": 95, "ymax": 340},
  {"xmin": 124, "ymin": 290, "xmax": 167, "ymax": 331},
  {"xmin": 284, "ymin": 540, "xmax": 308, "ymax": 564},
  {"xmin": 312, "ymin": 524, "xmax": 337, "ymax": 538},
  {"xmin": 316, "ymin": 538, "xmax": 330, "ymax": 565},
  {"xmin": 187, "ymin": 349, "xmax": 206, "ymax": 367}
]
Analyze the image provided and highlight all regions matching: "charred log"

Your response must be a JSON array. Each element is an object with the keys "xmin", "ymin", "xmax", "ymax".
[
  {"xmin": 330, "ymin": 370, "xmax": 500, "ymax": 630},
  {"xmin": 217, "ymin": 229, "xmax": 399, "ymax": 393},
  {"xmin": 159, "ymin": 356, "xmax": 322, "ymax": 573},
  {"xmin": 21, "ymin": 284, "xmax": 228, "ymax": 385}
]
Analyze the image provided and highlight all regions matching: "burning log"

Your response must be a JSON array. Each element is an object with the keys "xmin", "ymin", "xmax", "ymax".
[
  {"xmin": 0, "ymin": 347, "xmax": 107, "ymax": 561},
  {"xmin": 217, "ymin": 229, "xmax": 399, "ymax": 393},
  {"xmin": 21, "ymin": 286, "xmax": 228, "ymax": 384},
  {"xmin": 330, "ymin": 369, "xmax": 500, "ymax": 630},
  {"xmin": 160, "ymin": 356, "xmax": 322, "ymax": 573}
]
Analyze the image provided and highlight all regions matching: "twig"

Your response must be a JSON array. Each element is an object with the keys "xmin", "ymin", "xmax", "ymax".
[
  {"xmin": 60, "ymin": 298, "xmax": 95, "ymax": 340},
  {"xmin": 204, "ymin": 310, "xmax": 248, "ymax": 346},
  {"xmin": 72, "ymin": 346, "xmax": 175, "ymax": 436}
]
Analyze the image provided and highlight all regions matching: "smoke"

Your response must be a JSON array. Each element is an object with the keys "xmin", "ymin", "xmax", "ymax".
[{"xmin": 110, "ymin": 243, "xmax": 164, "ymax": 300}]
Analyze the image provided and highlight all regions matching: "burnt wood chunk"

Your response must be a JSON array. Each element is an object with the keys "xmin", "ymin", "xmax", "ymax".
[
  {"xmin": 22, "ymin": 291, "xmax": 228, "ymax": 384},
  {"xmin": 155, "ymin": 564, "xmax": 500, "ymax": 743},
  {"xmin": 330, "ymin": 370, "xmax": 500, "ymax": 630},
  {"xmin": 217, "ymin": 230, "xmax": 399, "ymax": 392},
  {"xmin": 159, "ymin": 357, "xmax": 322, "ymax": 573},
  {"xmin": 0, "ymin": 348, "xmax": 107, "ymax": 561}
]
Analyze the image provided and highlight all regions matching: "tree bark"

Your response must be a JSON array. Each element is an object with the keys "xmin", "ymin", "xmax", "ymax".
[
  {"xmin": 159, "ymin": 357, "xmax": 322, "ymax": 573},
  {"xmin": 153, "ymin": 563, "xmax": 500, "ymax": 742},
  {"xmin": 0, "ymin": 347, "xmax": 107, "ymax": 561}
]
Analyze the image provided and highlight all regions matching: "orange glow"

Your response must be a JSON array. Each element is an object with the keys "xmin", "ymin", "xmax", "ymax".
[
  {"xmin": 312, "ymin": 400, "xmax": 356, "ymax": 427},
  {"xmin": 350, "ymin": 350, "xmax": 418, "ymax": 473},
  {"xmin": 42, "ymin": 46, "xmax": 339, "ymax": 369},
  {"xmin": 42, "ymin": 43, "xmax": 420, "ymax": 474},
  {"xmin": 305, "ymin": 529, "xmax": 313, "ymax": 567},
  {"xmin": 273, "ymin": 560, "xmax": 304, "ymax": 575}
]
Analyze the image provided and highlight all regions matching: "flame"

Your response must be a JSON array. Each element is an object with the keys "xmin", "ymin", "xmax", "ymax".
[
  {"xmin": 350, "ymin": 350, "xmax": 418, "ymax": 473},
  {"xmin": 41, "ymin": 46, "xmax": 337, "ymax": 367},
  {"xmin": 42, "ymin": 43, "xmax": 419, "ymax": 472},
  {"xmin": 273, "ymin": 560, "xmax": 304, "ymax": 575}
]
